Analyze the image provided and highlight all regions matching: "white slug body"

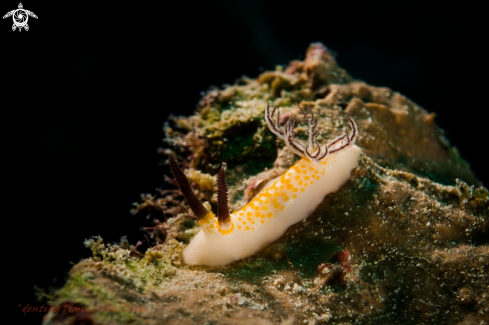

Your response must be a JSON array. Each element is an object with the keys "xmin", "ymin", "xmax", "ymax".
[{"xmin": 182, "ymin": 145, "xmax": 361, "ymax": 266}]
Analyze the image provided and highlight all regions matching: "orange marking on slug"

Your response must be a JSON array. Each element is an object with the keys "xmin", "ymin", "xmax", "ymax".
[{"xmin": 217, "ymin": 221, "xmax": 234, "ymax": 235}]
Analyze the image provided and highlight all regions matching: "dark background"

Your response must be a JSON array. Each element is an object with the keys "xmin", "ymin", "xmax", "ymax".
[{"xmin": 3, "ymin": 0, "xmax": 487, "ymax": 323}]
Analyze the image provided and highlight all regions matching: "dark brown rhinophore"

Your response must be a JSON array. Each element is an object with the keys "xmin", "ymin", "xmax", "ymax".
[
  {"xmin": 217, "ymin": 166, "xmax": 231, "ymax": 225},
  {"xmin": 168, "ymin": 155, "xmax": 208, "ymax": 220}
]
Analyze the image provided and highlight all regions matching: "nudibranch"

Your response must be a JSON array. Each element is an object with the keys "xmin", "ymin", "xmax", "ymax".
[{"xmin": 169, "ymin": 103, "xmax": 361, "ymax": 266}]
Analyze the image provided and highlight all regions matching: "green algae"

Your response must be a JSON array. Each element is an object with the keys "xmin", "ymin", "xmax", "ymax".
[
  {"xmin": 83, "ymin": 236, "xmax": 180, "ymax": 290},
  {"xmin": 52, "ymin": 271, "xmax": 142, "ymax": 324}
]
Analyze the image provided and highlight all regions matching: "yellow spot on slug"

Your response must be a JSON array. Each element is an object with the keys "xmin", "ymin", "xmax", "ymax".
[
  {"xmin": 247, "ymin": 212, "xmax": 252, "ymax": 217},
  {"xmin": 284, "ymin": 197, "xmax": 289, "ymax": 201},
  {"xmin": 301, "ymin": 188, "xmax": 305, "ymax": 192},
  {"xmin": 304, "ymin": 176, "xmax": 310, "ymax": 180},
  {"xmin": 274, "ymin": 202, "xmax": 280, "ymax": 208},
  {"xmin": 238, "ymin": 225, "xmax": 242, "ymax": 229},
  {"xmin": 256, "ymin": 212, "xmax": 261, "ymax": 217},
  {"xmin": 246, "ymin": 226, "xmax": 250, "ymax": 230},
  {"xmin": 293, "ymin": 194, "xmax": 297, "ymax": 198},
  {"xmin": 299, "ymin": 180, "xmax": 303, "ymax": 185},
  {"xmin": 286, "ymin": 184, "xmax": 294, "ymax": 190},
  {"xmin": 295, "ymin": 175, "xmax": 300, "ymax": 180},
  {"xmin": 261, "ymin": 220, "xmax": 265, "ymax": 224},
  {"xmin": 267, "ymin": 213, "xmax": 272, "ymax": 218},
  {"xmin": 262, "ymin": 206, "xmax": 268, "ymax": 210},
  {"xmin": 255, "ymin": 206, "xmax": 260, "ymax": 211},
  {"xmin": 247, "ymin": 217, "xmax": 252, "ymax": 221},
  {"xmin": 292, "ymin": 188, "xmax": 298, "ymax": 192},
  {"xmin": 273, "ymin": 192, "xmax": 279, "ymax": 197}
]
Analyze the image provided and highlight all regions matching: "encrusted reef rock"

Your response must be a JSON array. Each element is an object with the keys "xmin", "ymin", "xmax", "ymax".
[{"xmin": 43, "ymin": 43, "xmax": 488, "ymax": 325}]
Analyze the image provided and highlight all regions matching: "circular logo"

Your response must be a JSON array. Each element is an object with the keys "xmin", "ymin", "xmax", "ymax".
[{"xmin": 13, "ymin": 9, "xmax": 28, "ymax": 27}]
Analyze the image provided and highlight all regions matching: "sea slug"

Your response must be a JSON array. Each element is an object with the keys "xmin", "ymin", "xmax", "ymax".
[{"xmin": 169, "ymin": 103, "xmax": 361, "ymax": 266}]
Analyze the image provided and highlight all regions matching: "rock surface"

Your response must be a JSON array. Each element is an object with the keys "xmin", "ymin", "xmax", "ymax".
[{"xmin": 43, "ymin": 43, "xmax": 488, "ymax": 325}]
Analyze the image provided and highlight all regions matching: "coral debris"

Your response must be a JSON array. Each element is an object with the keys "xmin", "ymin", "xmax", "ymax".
[{"xmin": 43, "ymin": 43, "xmax": 488, "ymax": 325}]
